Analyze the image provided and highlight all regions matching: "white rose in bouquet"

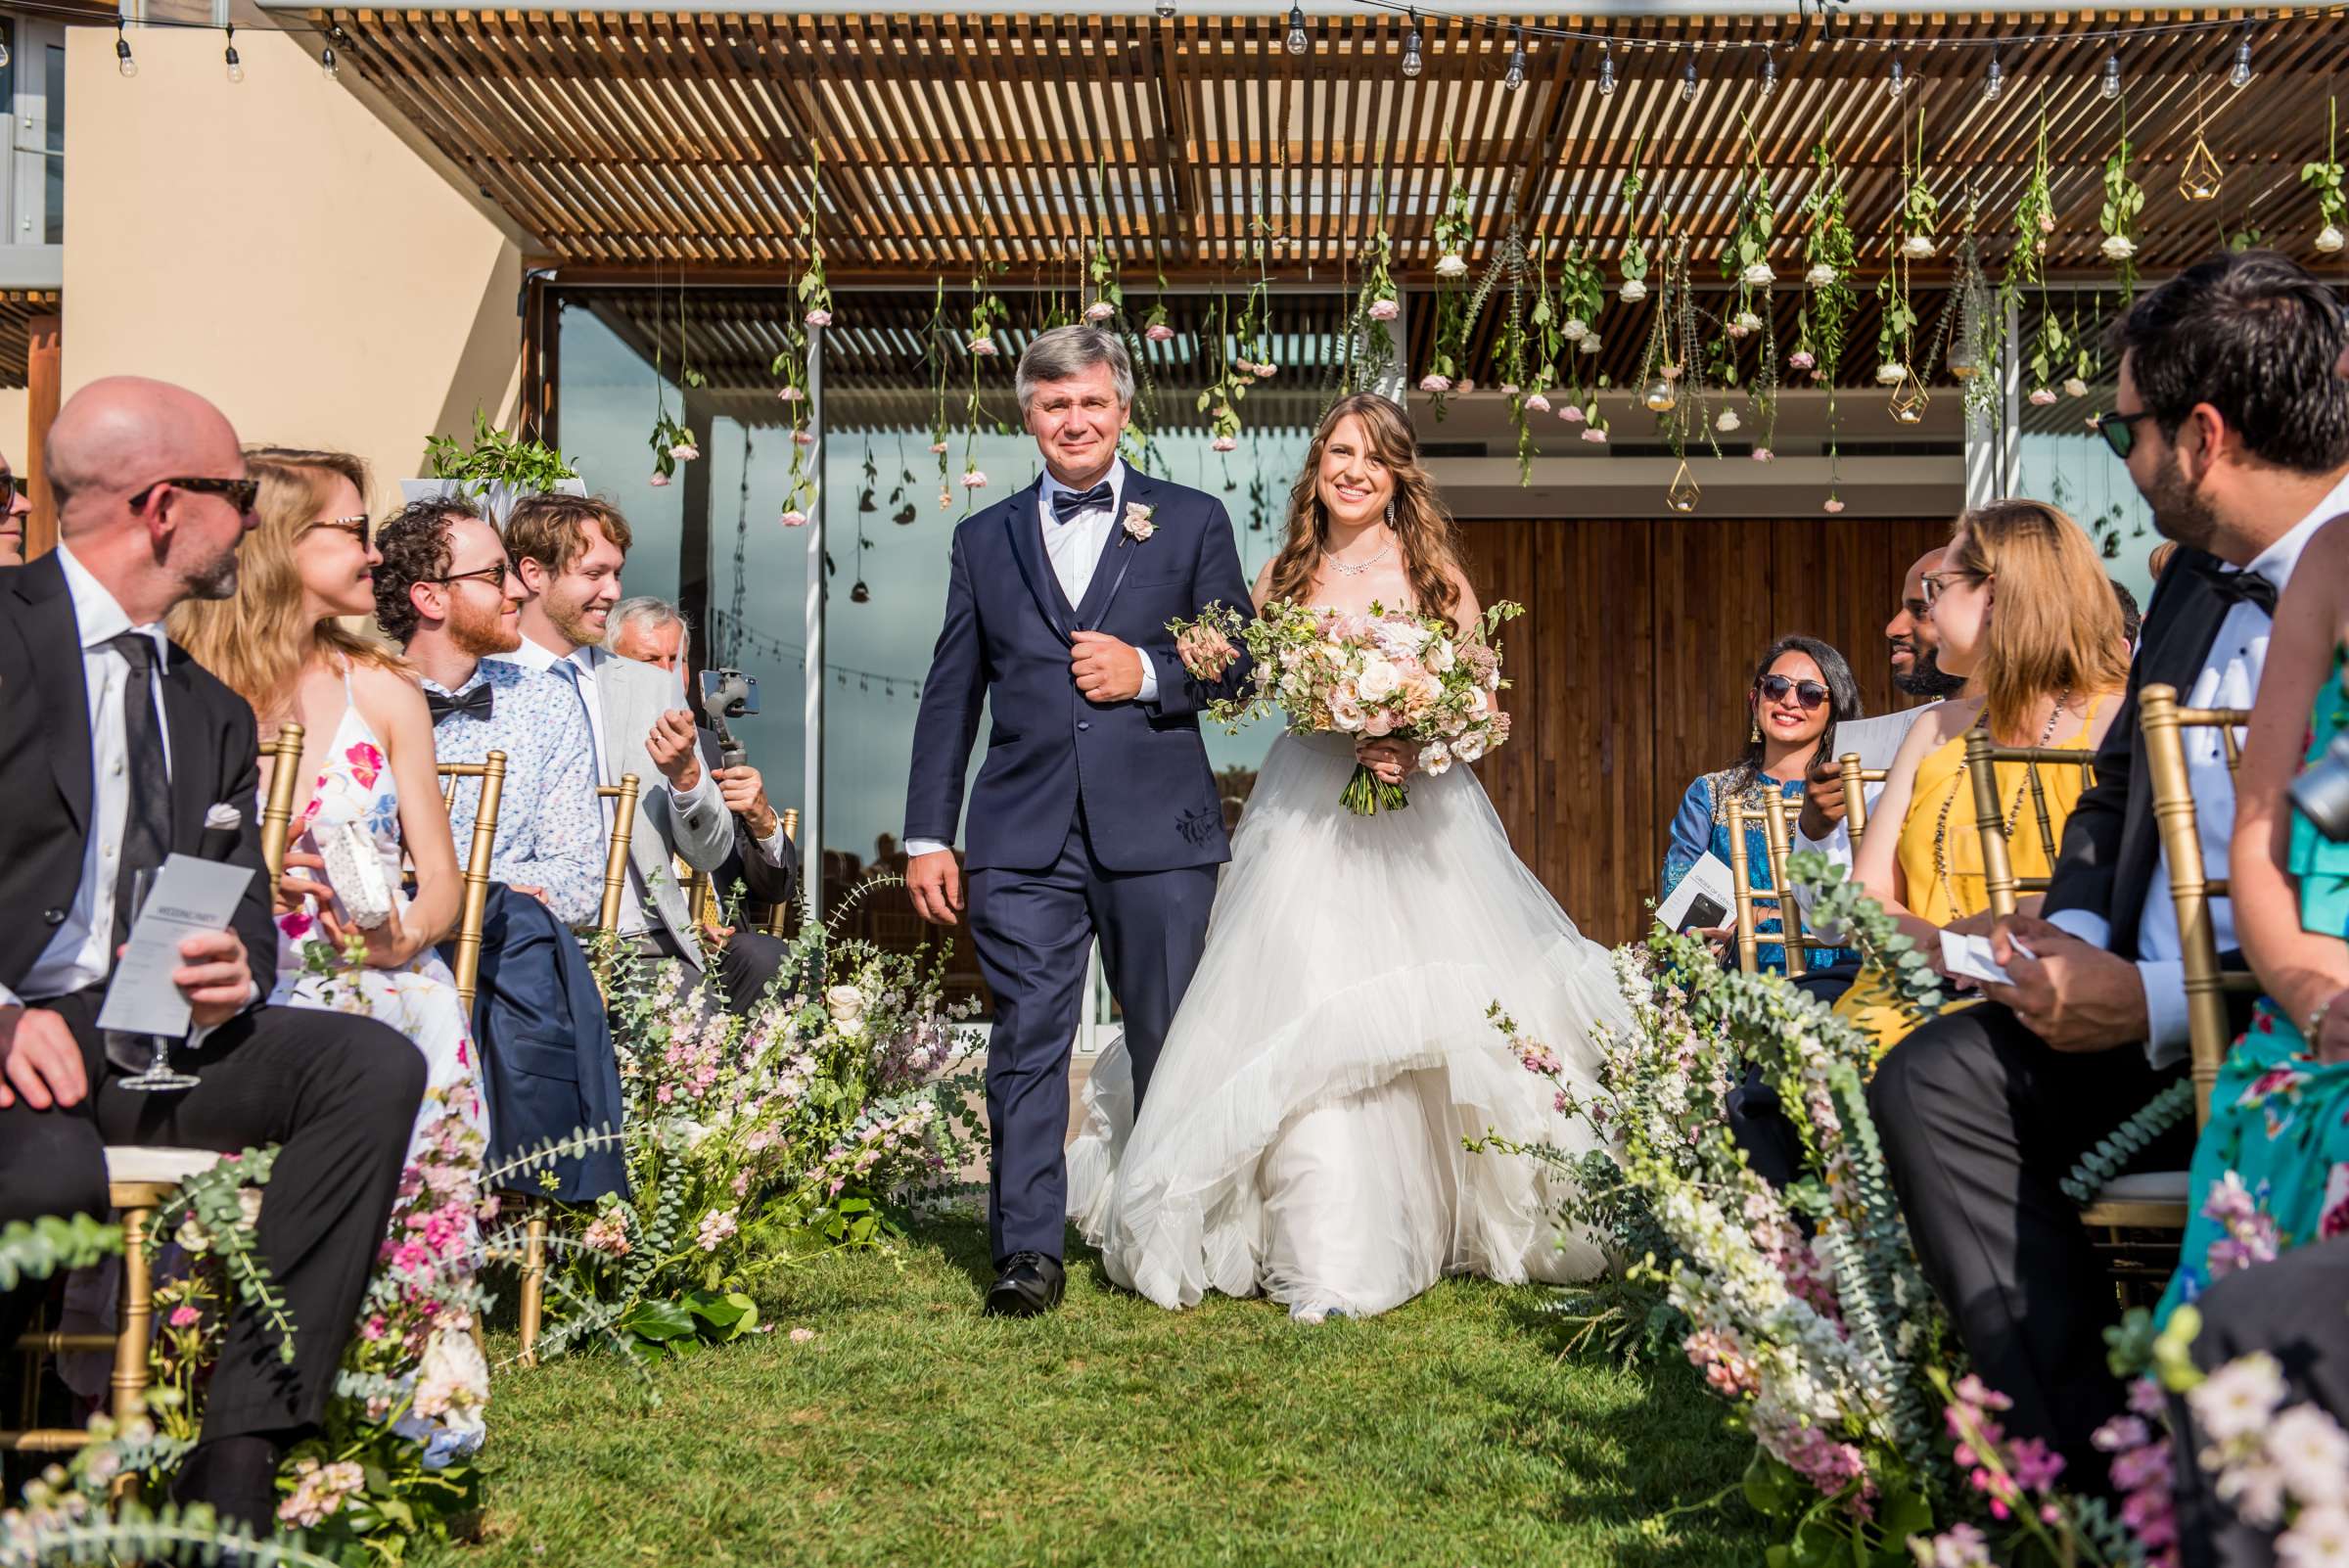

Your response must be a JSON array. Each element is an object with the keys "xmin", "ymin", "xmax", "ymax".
[
  {"xmin": 1453, "ymin": 728, "xmax": 1490, "ymax": 763},
  {"xmin": 1355, "ymin": 655, "xmax": 1402, "ymax": 703},
  {"xmin": 1425, "ymin": 636, "xmax": 1455, "ymax": 673},
  {"xmin": 1328, "ymin": 685, "xmax": 1368, "ymax": 732},
  {"xmin": 1418, "ymin": 741, "xmax": 1455, "ymax": 776}
]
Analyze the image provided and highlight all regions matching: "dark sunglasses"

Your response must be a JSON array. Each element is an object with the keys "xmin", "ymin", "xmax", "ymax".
[
  {"xmin": 129, "ymin": 475, "xmax": 260, "ymax": 515},
  {"xmin": 426, "ymin": 560, "xmax": 516, "ymax": 590},
  {"xmin": 0, "ymin": 474, "xmax": 28, "ymax": 500},
  {"xmin": 303, "ymin": 514, "xmax": 374, "ymax": 551},
  {"xmin": 2095, "ymin": 408, "xmax": 2159, "ymax": 462},
  {"xmin": 1757, "ymin": 673, "xmax": 1830, "ymax": 711}
]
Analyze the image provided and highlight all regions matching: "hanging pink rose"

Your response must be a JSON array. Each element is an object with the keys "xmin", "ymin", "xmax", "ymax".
[
  {"xmin": 779, "ymin": 510, "xmax": 809, "ymax": 528},
  {"xmin": 1145, "ymin": 322, "xmax": 1176, "ymax": 342},
  {"xmin": 1560, "ymin": 403, "xmax": 1586, "ymax": 424},
  {"xmin": 804, "ymin": 308, "xmax": 833, "ymax": 328},
  {"xmin": 1418, "ymin": 375, "xmax": 1452, "ymax": 393},
  {"xmin": 1211, "ymin": 436, "xmax": 1237, "ymax": 452},
  {"xmin": 649, "ymin": 474, "xmax": 671, "ymax": 487},
  {"xmin": 1525, "ymin": 392, "xmax": 1551, "ymax": 413},
  {"xmin": 1823, "ymin": 495, "xmax": 1846, "ymax": 514},
  {"xmin": 1368, "ymin": 298, "xmax": 1400, "ymax": 322},
  {"xmin": 1787, "ymin": 350, "xmax": 1817, "ymax": 372},
  {"xmin": 1580, "ymin": 427, "xmax": 1608, "ymax": 443},
  {"xmin": 1083, "ymin": 300, "xmax": 1116, "ymax": 323},
  {"xmin": 776, "ymin": 386, "xmax": 806, "ymax": 403},
  {"xmin": 1752, "ymin": 447, "xmax": 1775, "ymax": 463}
]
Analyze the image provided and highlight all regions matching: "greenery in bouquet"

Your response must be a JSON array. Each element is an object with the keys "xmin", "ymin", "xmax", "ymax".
[
  {"xmin": 1169, "ymin": 598, "xmax": 1521, "ymax": 814},
  {"xmin": 534, "ymin": 887, "xmax": 988, "ymax": 1363}
]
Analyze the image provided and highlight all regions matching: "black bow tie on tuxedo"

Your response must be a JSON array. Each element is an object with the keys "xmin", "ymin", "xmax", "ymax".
[
  {"xmin": 1050, "ymin": 482, "xmax": 1114, "ymax": 523},
  {"xmin": 426, "ymin": 684, "xmax": 494, "ymax": 723},
  {"xmin": 2190, "ymin": 561, "xmax": 2279, "ymax": 617}
]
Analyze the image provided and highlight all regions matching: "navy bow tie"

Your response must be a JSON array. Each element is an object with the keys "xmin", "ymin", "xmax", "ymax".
[
  {"xmin": 427, "ymin": 684, "xmax": 494, "ymax": 723},
  {"xmin": 2190, "ymin": 562, "xmax": 2278, "ymax": 617},
  {"xmin": 1050, "ymin": 482, "xmax": 1114, "ymax": 523}
]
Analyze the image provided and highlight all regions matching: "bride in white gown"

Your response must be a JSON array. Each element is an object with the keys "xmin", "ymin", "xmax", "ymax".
[{"xmin": 1067, "ymin": 393, "xmax": 1629, "ymax": 1321}]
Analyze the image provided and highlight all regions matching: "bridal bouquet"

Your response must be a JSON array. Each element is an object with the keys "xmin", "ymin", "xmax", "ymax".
[{"xmin": 1171, "ymin": 597, "xmax": 1521, "ymax": 813}]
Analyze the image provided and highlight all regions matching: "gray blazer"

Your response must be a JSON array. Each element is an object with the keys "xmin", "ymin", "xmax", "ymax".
[{"xmin": 588, "ymin": 647, "xmax": 734, "ymax": 965}]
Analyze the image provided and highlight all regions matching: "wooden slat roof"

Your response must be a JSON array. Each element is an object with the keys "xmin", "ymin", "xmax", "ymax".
[
  {"xmin": 0, "ymin": 291, "xmax": 59, "ymax": 391},
  {"xmin": 314, "ymin": 7, "xmax": 2349, "ymax": 282}
]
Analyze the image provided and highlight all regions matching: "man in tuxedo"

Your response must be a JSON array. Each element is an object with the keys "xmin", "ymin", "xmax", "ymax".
[
  {"xmin": 496, "ymin": 494, "xmax": 789, "ymax": 1011},
  {"xmin": 0, "ymin": 377, "xmax": 425, "ymax": 1528},
  {"xmin": 903, "ymin": 324, "xmax": 1255, "ymax": 1316},
  {"xmin": 1870, "ymin": 251, "xmax": 2349, "ymax": 1474}
]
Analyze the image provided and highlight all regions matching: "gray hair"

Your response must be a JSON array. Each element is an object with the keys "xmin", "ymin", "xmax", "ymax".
[
  {"xmin": 607, "ymin": 595, "xmax": 689, "ymax": 662},
  {"xmin": 1015, "ymin": 325, "xmax": 1134, "ymax": 415}
]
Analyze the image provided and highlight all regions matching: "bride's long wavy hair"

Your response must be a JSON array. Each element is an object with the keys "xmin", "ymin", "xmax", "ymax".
[{"xmin": 1266, "ymin": 393, "xmax": 1465, "ymax": 624}]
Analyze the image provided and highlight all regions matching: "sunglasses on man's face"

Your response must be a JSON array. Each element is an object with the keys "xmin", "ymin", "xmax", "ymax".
[
  {"xmin": 129, "ymin": 475, "xmax": 261, "ymax": 516},
  {"xmin": 0, "ymin": 474, "xmax": 28, "ymax": 501},
  {"xmin": 2095, "ymin": 408, "xmax": 2160, "ymax": 462},
  {"xmin": 1756, "ymin": 674, "xmax": 1830, "ymax": 711}
]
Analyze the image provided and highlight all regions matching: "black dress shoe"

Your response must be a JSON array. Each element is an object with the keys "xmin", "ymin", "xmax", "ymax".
[{"xmin": 984, "ymin": 1251, "xmax": 1066, "ymax": 1317}]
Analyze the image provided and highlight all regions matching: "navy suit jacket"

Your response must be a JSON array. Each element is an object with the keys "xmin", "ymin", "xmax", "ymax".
[
  {"xmin": 905, "ymin": 468, "xmax": 1256, "ymax": 873},
  {"xmin": 462, "ymin": 884, "xmax": 629, "ymax": 1204}
]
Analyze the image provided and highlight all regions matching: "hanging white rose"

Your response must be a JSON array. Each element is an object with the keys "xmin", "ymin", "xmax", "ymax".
[
  {"xmin": 1899, "ymin": 234, "xmax": 1936, "ymax": 260},
  {"xmin": 2062, "ymin": 376, "xmax": 2090, "ymax": 398},
  {"xmin": 1875, "ymin": 361, "xmax": 1910, "ymax": 386},
  {"xmin": 1561, "ymin": 317, "xmax": 1589, "ymax": 342},
  {"xmin": 1716, "ymin": 408, "xmax": 1742, "ymax": 433},
  {"xmin": 1620, "ymin": 279, "xmax": 1648, "ymax": 303},
  {"xmin": 2318, "ymin": 224, "xmax": 2346, "ymax": 254},
  {"xmin": 1435, "ymin": 252, "xmax": 1468, "ymax": 279},
  {"xmin": 1805, "ymin": 262, "xmax": 1838, "ymax": 288},
  {"xmin": 1740, "ymin": 261, "xmax": 1774, "ymax": 287},
  {"xmin": 2101, "ymin": 234, "xmax": 2138, "ymax": 261}
]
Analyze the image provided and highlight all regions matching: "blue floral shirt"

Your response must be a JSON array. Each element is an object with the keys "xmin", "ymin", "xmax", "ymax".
[
  {"xmin": 423, "ymin": 660, "xmax": 603, "ymax": 925},
  {"xmin": 1663, "ymin": 768, "xmax": 1860, "ymax": 975}
]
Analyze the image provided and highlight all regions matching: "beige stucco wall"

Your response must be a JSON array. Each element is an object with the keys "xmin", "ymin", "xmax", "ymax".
[
  {"xmin": 62, "ymin": 25, "xmax": 522, "ymax": 502},
  {"xmin": 0, "ymin": 388, "xmax": 27, "ymax": 462}
]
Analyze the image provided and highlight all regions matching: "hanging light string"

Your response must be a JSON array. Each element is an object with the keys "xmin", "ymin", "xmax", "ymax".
[{"xmin": 106, "ymin": 12, "xmax": 352, "ymax": 80}]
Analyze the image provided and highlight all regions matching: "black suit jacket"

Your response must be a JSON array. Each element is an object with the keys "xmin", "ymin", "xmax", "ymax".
[
  {"xmin": 1, "ymin": 552, "xmax": 277, "ymax": 996},
  {"xmin": 2042, "ymin": 544, "xmax": 2243, "ymax": 962}
]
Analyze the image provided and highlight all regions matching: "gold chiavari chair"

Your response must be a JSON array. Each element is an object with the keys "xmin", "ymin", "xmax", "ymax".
[
  {"xmin": 1727, "ymin": 791, "xmax": 1848, "ymax": 978},
  {"xmin": 435, "ymin": 752, "xmax": 508, "ymax": 1013},
  {"xmin": 761, "ymin": 807, "xmax": 802, "ymax": 938},
  {"xmin": 1837, "ymin": 753, "xmax": 1891, "ymax": 857},
  {"xmin": 1963, "ymin": 728, "xmax": 2099, "ymax": 925},
  {"xmin": 6, "ymin": 726, "xmax": 311, "ymax": 1491},
  {"xmin": 2070, "ymin": 684, "xmax": 2259, "ymax": 1289}
]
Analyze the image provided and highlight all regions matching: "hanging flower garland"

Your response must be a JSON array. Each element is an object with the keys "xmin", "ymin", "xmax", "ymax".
[
  {"xmin": 1548, "ymin": 242, "xmax": 1606, "ymax": 439},
  {"xmin": 2304, "ymin": 98, "xmax": 2346, "ymax": 252},
  {"xmin": 1341, "ymin": 161, "xmax": 1401, "ymax": 397},
  {"xmin": 647, "ymin": 269, "xmax": 703, "ymax": 488},
  {"xmin": 1485, "ymin": 220, "xmax": 1542, "ymax": 483},
  {"xmin": 2101, "ymin": 99, "xmax": 2146, "ymax": 297},
  {"xmin": 799, "ymin": 153, "xmax": 834, "ymax": 331},
  {"xmin": 961, "ymin": 261, "xmax": 1010, "ymax": 492},
  {"xmin": 1422, "ymin": 151, "xmax": 1476, "ymax": 413},
  {"xmin": 1526, "ymin": 237, "xmax": 1562, "ymax": 421},
  {"xmin": 921, "ymin": 278, "xmax": 953, "ymax": 509},
  {"xmin": 1619, "ymin": 136, "xmax": 1651, "ymax": 303},
  {"xmin": 1897, "ymin": 108, "xmax": 1939, "ymax": 261},
  {"xmin": 1197, "ymin": 293, "xmax": 1244, "ymax": 452},
  {"xmin": 1721, "ymin": 119, "xmax": 1779, "ymax": 458},
  {"xmin": 1799, "ymin": 128, "xmax": 1859, "ymax": 509}
]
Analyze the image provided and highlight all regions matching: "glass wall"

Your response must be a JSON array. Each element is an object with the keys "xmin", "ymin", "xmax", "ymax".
[
  {"xmin": 2010, "ymin": 293, "xmax": 2162, "ymax": 617},
  {"xmin": 554, "ymin": 303, "xmax": 685, "ymax": 611}
]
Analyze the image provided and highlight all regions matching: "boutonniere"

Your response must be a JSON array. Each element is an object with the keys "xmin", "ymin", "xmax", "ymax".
[{"xmin": 1122, "ymin": 501, "xmax": 1157, "ymax": 542}]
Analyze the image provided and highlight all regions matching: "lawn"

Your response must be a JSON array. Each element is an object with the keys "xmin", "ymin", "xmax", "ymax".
[{"xmin": 430, "ymin": 1217, "xmax": 1767, "ymax": 1568}]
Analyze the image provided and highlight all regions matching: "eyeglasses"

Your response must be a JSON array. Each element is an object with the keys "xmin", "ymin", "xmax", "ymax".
[
  {"xmin": 1919, "ymin": 568, "xmax": 1990, "ymax": 608},
  {"xmin": 2095, "ymin": 408, "xmax": 2160, "ymax": 462},
  {"xmin": 0, "ymin": 474, "xmax": 28, "ymax": 501},
  {"xmin": 1756, "ymin": 673, "xmax": 1830, "ymax": 711},
  {"xmin": 303, "ymin": 514, "xmax": 373, "ymax": 551},
  {"xmin": 426, "ymin": 560, "xmax": 517, "ymax": 590},
  {"xmin": 128, "ymin": 476, "xmax": 260, "ymax": 515}
]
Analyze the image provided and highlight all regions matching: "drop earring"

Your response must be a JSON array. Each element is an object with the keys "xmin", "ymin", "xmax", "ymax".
[
  {"xmin": 1385, "ymin": 499, "xmax": 1396, "ymax": 525},
  {"xmin": 1750, "ymin": 716, "xmax": 1762, "ymax": 744}
]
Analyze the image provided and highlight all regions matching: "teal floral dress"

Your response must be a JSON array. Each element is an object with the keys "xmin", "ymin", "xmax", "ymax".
[{"xmin": 2158, "ymin": 649, "xmax": 2349, "ymax": 1320}]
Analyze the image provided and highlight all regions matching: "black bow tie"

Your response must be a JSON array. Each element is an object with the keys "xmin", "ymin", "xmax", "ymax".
[
  {"xmin": 2191, "ymin": 562, "xmax": 2279, "ymax": 617},
  {"xmin": 426, "ymin": 684, "xmax": 494, "ymax": 723},
  {"xmin": 1050, "ymin": 482, "xmax": 1114, "ymax": 523}
]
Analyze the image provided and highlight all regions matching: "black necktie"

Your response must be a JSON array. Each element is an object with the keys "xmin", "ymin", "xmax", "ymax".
[
  {"xmin": 2192, "ymin": 562, "xmax": 2278, "ymax": 617},
  {"xmin": 108, "ymin": 631, "xmax": 173, "ymax": 957},
  {"xmin": 427, "ymin": 683, "xmax": 494, "ymax": 723},
  {"xmin": 1050, "ymin": 482, "xmax": 1113, "ymax": 523}
]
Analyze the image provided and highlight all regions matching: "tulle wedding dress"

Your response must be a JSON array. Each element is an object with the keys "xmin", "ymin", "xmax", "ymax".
[{"xmin": 1067, "ymin": 727, "xmax": 1630, "ymax": 1319}]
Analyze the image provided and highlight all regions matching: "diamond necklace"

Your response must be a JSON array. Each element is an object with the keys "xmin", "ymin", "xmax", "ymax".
[{"xmin": 1326, "ymin": 542, "xmax": 1393, "ymax": 577}]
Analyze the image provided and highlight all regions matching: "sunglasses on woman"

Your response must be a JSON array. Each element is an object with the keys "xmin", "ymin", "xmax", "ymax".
[
  {"xmin": 1756, "ymin": 674, "xmax": 1830, "ymax": 711},
  {"xmin": 303, "ymin": 514, "xmax": 373, "ymax": 551}
]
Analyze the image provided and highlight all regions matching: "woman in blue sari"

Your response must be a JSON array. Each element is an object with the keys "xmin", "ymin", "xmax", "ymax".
[
  {"xmin": 2160, "ymin": 517, "xmax": 2349, "ymax": 1319},
  {"xmin": 1663, "ymin": 634, "xmax": 1865, "ymax": 981}
]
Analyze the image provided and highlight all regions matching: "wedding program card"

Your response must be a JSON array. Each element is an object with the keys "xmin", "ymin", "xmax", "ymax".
[
  {"xmin": 96, "ymin": 853, "xmax": 255, "ymax": 1039},
  {"xmin": 1658, "ymin": 852, "xmax": 1735, "ymax": 936}
]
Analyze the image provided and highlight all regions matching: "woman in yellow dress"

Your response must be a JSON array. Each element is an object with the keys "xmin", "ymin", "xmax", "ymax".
[{"xmin": 1835, "ymin": 499, "xmax": 2132, "ymax": 1056}]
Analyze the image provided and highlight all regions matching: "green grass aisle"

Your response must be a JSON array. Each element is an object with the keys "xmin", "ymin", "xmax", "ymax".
[{"xmin": 430, "ymin": 1218, "xmax": 1764, "ymax": 1568}]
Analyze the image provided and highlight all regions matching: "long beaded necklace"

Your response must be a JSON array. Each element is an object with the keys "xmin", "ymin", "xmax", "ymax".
[{"xmin": 1930, "ymin": 690, "xmax": 2071, "ymax": 915}]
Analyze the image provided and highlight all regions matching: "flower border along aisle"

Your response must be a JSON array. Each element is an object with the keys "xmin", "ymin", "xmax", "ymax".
[
  {"xmin": 1481, "ymin": 853, "xmax": 2186, "ymax": 1568},
  {"xmin": 532, "ymin": 879, "xmax": 990, "ymax": 1363}
]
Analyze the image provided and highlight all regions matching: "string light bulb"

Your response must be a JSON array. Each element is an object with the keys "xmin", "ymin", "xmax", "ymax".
[
  {"xmin": 115, "ymin": 22, "xmax": 136, "ymax": 78},
  {"xmin": 1401, "ymin": 12, "xmax": 1423, "ymax": 79},
  {"xmin": 1597, "ymin": 40, "xmax": 1616, "ymax": 96},
  {"xmin": 319, "ymin": 44, "xmax": 340, "ymax": 78},
  {"xmin": 1681, "ymin": 56, "xmax": 1698, "ymax": 103},
  {"xmin": 2100, "ymin": 50, "xmax": 2121, "ymax": 100},
  {"xmin": 1760, "ymin": 46, "xmax": 1776, "ymax": 97},
  {"xmin": 1503, "ymin": 25, "xmax": 1526, "ymax": 91},
  {"xmin": 2230, "ymin": 29, "xmax": 2252, "ymax": 88},
  {"xmin": 1283, "ymin": 4, "xmax": 1308, "ymax": 56},
  {"xmin": 1984, "ymin": 49, "xmax": 2004, "ymax": 101},
  {"xmin": 1887, "ymin": 54, "xmax": 1906, "ymax": 96},
  {"xmin": 224, "ymin": 24, "xmax": 243, "ymax": 83},
  {"xmin": 1154, "ymin": 0, "xmax": 1175, "ymax": 16},
  {"xmin": 0, "ymin": 37, "xmax": 11, "ymax": 69}
]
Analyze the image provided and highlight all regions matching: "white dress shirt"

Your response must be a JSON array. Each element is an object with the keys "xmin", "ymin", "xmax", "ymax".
[
  {"xmin": 1794, "ymin": 704, "xmax": 1942, "ymax": 867},
  {"xmin": 905, "ymin": 462, "xmax": 1160, "ymax": 859},
  {"xmin": 2046, "ymin": 471, "xmax": 2349, "ymax": 1066},
  {"xmin": 5, "ymin": 544, "xmax": 175, "ymax": 1008}
]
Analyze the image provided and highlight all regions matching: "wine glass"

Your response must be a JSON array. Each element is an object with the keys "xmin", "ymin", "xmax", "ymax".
[{"xmin": 110, "ymin": 869, "xmax": 202, "ymax": 1093}]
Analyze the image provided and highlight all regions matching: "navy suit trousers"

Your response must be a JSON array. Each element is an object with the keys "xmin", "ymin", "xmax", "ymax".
[{"xmin": 966, "ymin": 804, "xmax": 1217, "ymax": 1265}]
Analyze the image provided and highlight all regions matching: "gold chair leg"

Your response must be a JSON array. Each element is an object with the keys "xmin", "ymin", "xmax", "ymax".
[
  {"xmin": 518, "ymin": 1213, "xmax": 548, "ymax": 1367},
  {"xmin": 110, "ymin": 1205, "xmax": 155, "ymax": 1502}
]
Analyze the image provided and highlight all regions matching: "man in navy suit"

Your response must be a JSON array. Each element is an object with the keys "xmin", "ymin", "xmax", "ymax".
[{"xmin": 904, "ymin": 325, "xmax": 1254, "ymax": 1316}]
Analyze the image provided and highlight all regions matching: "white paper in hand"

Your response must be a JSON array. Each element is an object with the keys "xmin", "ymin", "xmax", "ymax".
[
  {"xmin": 1939, "ymin": 929, "xmax": 2020, "ymax": 989},
  {"xmin": 1658, "ymin": 852, "xmax": 1736, "ymax": 936},
  {"xmin": 96, "ymin": 853, "xmax": 255, "ymax": 1038}
]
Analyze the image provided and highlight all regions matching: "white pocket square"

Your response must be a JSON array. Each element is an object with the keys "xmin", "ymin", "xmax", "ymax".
[{"xmin": 204, "ymin": 803, "xmax": 244, "ymax": 831}]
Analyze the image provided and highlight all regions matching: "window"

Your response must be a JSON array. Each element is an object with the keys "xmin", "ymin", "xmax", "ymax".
[{"xmin": 2, "ymin": 14, "xmax": 66, "ymax": 249}]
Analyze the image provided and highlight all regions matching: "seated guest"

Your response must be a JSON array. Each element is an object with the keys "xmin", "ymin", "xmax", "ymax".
[
  {"xmin": 1796, "ymin": 546, "xmax": 1973, "ymax": 861},
  {"xmin": 2157, "ymin": 513, "xmax": 2349, "ymax": 1316},
  {"xmin": 1663, "ymin": 634, "xmax": 1865, "ymax": 987},
  {"xmin": 2113, "ymin": 578, "xmax": 2143, "ymax": 652},
  {"xmin": 1870, "ymin": 250, "xmax": 2349, "ymax": 1479},
  {"xmin": 1834, "ymin": 501, "xmax": 2129, "ymax": 1054},
  {"xmin": 0, "ymin": 378, "xmax": 424, "ymax": 1530},
  {"xmin": 0, "ymin": 445, "xmax": 30, "ymax": 566},
  {"xmin": 372, "ymin": 497, "xmax": 605, "ymax": 925},
  {"xmin": 168, "ymin": 449, "xmax": 484, "ymax": 1159},
  {"xmin": 496, "ymin": 495, "xmax": 788, "ymax": 1012},
  {"xmin": 605, "ymin": 594, "xmax": 797, "ymax": 913},
  {"xmin": 2150, "ymin": 537, "xmax": 2181, "ymax": 583}
]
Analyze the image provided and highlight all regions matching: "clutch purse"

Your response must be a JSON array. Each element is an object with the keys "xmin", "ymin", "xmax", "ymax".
[{"xmin": 314, "ymin": 817, "xmax": 395, "ymax": 931}]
